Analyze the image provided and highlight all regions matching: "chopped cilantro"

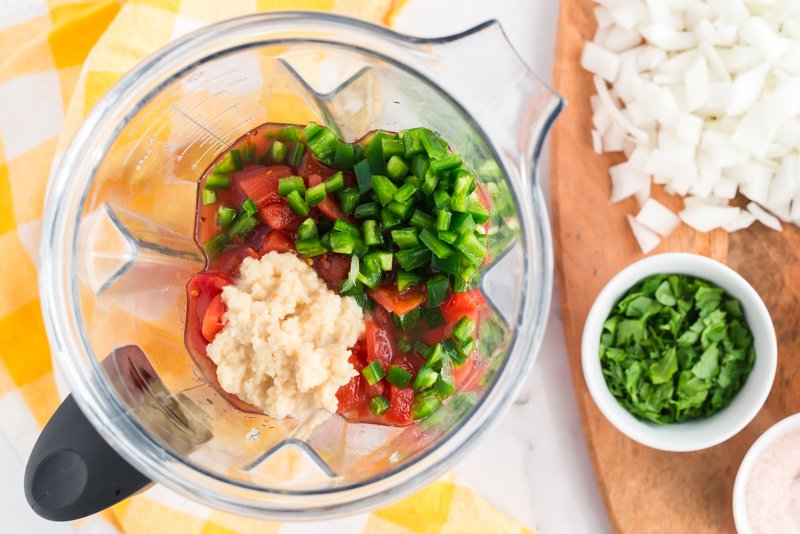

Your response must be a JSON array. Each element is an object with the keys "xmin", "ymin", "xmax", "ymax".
[{"xmin": 600, "ymin": 274, "xmax": 755, "ymax": 424}]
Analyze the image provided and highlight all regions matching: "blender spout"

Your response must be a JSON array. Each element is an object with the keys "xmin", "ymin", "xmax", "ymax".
[{"xmin": 418, "ymin": 20, "xmax": 564, "ymax": 180}]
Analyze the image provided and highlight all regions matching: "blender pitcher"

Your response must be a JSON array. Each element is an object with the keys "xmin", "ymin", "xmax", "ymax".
[{"xmin": 27, "ymin": 12, "xmax": 562, "ymax": 521}]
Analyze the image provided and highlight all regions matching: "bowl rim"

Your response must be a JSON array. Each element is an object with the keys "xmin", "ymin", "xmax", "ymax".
[
  {"xmin": 581, "ymin": 252, "xmax": 777, "ymax": 452},
  {"xmin": 732, "ymin": 412, "xmax": 800, "ymax": 534}
]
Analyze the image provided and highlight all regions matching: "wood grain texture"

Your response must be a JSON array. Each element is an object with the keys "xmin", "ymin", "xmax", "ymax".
[{"xmin": 550, "ymin": 1, "xmax": 800, "ymax": 533}]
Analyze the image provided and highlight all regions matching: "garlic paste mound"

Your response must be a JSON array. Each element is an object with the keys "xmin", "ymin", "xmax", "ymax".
[{"xmin": 206, "ymin": 252, "xmax": 364, "ymax": 419}]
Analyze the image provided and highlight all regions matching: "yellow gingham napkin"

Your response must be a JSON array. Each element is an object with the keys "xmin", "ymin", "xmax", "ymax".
[{"xmin": 0, "ymin": 1, "xmax": 533, "ymax": 532}]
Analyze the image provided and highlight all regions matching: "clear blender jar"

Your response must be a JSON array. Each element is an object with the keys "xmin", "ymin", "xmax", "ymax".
[{"xmin": 29, "ymin": 12, "xmax": 562, "ymax": 520}]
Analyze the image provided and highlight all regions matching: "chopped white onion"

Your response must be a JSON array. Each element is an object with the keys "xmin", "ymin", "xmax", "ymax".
[
  {"xmin": 767, "ymin": 155, "xmax": 799, "ymax": 211},
  {"xmin": 591, "ymin": 129, "xmax": 603, "ymax": 154},
  {"xmin": 604, "ymin": 26, "xmax": 643, "ymax": 53},
  {"xmin": 675, "ymin": 113, "xmax": 704, "ymax": 145},
  {"xmin": 747, "ymin": 202, "xmax": 784, "ymax": 231},
  {"xmin": 635, "ymin": 198, "xmax": 680, "ymax": 237},
  {"xmin": 627, "ymin": 215, "xmax": 660, "ymax": 254},
  {"xmin": 593, "ymin": 76, "xmax": 649, "ymax": 142},
  {"xmin": 726, "ymin": 64, "xmax": 769, "ymax": 117},
  {"xmin": 581, "ymin": 42, "xmax": 621, "ymax": 83},
  {"xmin": 594, "ymin": 7, "xmax": 613, "ymax": 29},
  {"xmin": 610, "ymin": 162, "xmax": 649, "ymax": 203},
  {"xmin": 722, "ymin": 210, "xmax": 756, "ymax": 233},
  {"xmin": 679, "ymin": 205, "xmax": 741, "ymax": 233},
  {"xmin": 712, "ymin": 177, "xmax": 738, "ymax": 200},
  {"xmin": 584, "ymin": 0, "xmax": 800, "ymax": 244},
  {"xmin": 608, "ymin": 1, "xmax": 648, "ymax": 30},
  {"xmin": 684, "ymin": 55, "xmax": 709, "ymax": 111}
]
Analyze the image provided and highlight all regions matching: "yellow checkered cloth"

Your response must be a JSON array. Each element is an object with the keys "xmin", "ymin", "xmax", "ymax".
[{"xmin": 0, "ymin": 1, "xmax": 533, "ymax": 533}]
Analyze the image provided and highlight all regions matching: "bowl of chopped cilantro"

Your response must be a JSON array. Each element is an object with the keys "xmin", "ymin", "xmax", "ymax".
[{"xmin": 582, "ymin": 253, "xmax": 777, "ymax": 452}]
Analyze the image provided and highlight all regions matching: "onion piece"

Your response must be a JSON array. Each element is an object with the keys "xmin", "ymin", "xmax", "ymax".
[
  {"xmin": 699, "ymin": 41, "xmax": 732, "ymax": 82},
  {"xmin": 679, "ymin": 205, "xmax": 741, "ymax": 232},
  {"xmin": 608, "ymin": 1, "xmax": 648, "ymax": 30},
  {"xmin": 684, "ymin": 56, "xmax": 709, "ymax": 111},
  {"xmin": 676, "ymin": 113, "xmax": 704, "ymax": 145},
  {"xmin": 627, "ymin": 215, "xmax": 661, "ymax": 254},
  {"xmin": 767, "ymin": 155, "xmax": 799, "ymax": 210},
  {"xmin": 594, "ymin": 7, "xmax": 613, "ymax": 29},
  {"xmin": 591, "ymin": 130, "xmax": 603, "ymax": 154},
  {"xmin": 635, "ymin": 199, "xmax": 680, "ymax": 237},
  {"xmin": 726, "ymin": 63, "xmax": 769, "ymax": 117},
  {"xmin": 581, "ymin": 43, "xmax": 621, "ymax": 83},
  {"xmin": 722, "ymin": 210, "xmax": 756, "ymax": 233},
  {"xmin": 610, "ymin": 162, "xmax": 649, "ymax": 203},
  {"xmin": 582, "ymin": 0, "xmax": 800, "ymax": 238},
  {"xmin": 593, "ymin": 76, "xmax": 649, "ymax": 142},
  {"xmin": 747, "ymin": 202, "xmax": 783, "ymax": 231}
]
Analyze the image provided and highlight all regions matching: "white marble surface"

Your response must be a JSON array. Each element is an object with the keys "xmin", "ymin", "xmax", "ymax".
[{"xmin": 1, "ymin": 1, "xmax": 612, "ymax": 532}]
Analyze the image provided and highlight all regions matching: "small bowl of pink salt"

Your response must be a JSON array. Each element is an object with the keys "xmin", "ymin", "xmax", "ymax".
[{"xmin": 733, "ymin": 413, "xmax": 800, "ymax": 534}]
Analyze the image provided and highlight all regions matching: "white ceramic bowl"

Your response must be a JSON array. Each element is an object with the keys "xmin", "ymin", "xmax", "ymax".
[
  {"xmin": 582, "ymin": 253, "xmax": 777, "ymax": 452},
  {"xmin": 733, "ymin": 413, "xmax": 800, "ymax": 534}
]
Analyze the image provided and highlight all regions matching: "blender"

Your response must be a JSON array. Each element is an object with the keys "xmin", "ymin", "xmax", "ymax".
[{"xmin": 25, "ymin": 12, "xmax": 562, "ymax": 520}]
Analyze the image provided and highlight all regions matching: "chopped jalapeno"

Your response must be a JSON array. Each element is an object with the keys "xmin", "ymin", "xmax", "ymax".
[
  {"xmin": 413, "ymin": 367, "xmax": 438, "ymax": 390},
  {"xmin": 242, "ymin": 198, "xmax": 257, "ymax": 217},
  {"xmin": 216, "ymin": 206, "xmax": 237, "ymax": 228},
  {"xmin": 340, "ymin": 188, "xmax": 361, "ymax": 215},
  {"xmin": 386, "ymin": 365, "xmax": 412, "ymax": 388},
  {"xmin": 369, "ymin": 395, "xmax": 391, "ymax": 416},
  {"xmin": 362, "ymin": 361, "xmax": 385, "ymax": 386},
  {"xmin": 270, "ymin": 140, "xmax": 287, "ymax": 163},
  {"xmin": 206, "ymin": 173, "xmax": 232, "ymax": 190},
  {"xmin": 295, "ymin": 237, "xmax": 326, "ymax": 257},
  {"xmin": 278, "ymin": 176, "xmax": 306, "ymax": 197},
  {"xmin": 387, "ymin": 155, "xmax": 409, "ymax": 180},
  {"xmin": 324, "ymin": 171, "xmax": 345, "ymax": 194},
  {"xmin": 204, "ymin": 232, "xmax": 229, "ymax": 258},
  {"xmin": 202, "ymin": 188, "xmax": 218, "ymax": 205},
  {"xmin": 397, "ymin": 270, "xmax": 423, "ymax": 292},
  {"xmin": 286, "ymin": 190, "xmax": 310, "ymax": 216},
  {"xmin": 427, "ymin": 274, "xmax": 450, "ymax": 307},
  {"xmin": 305, "ymin": 182, "xmax": 327, "ymax": 206}
]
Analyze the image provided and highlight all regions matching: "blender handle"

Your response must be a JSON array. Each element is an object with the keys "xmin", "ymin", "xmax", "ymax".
[{"xmin": 24, "ymin": 394, "xmax": 151, "ymax": 521}]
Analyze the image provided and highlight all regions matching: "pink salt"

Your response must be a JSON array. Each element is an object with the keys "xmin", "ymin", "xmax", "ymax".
[{"xmin": 746, "ymin": 429, "xmax": 800, "ymax": 534}]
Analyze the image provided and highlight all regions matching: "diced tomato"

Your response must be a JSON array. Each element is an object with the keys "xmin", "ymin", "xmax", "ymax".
[
  {"xmin": 312, "ymin": 253, "xmax": 351, "ymax": 291},
  {"xmin": 336, "ymin": 350, "xmax": 385, "ymax": 414},
  {"xmin": 336, "ymin": 375, "xmax": 366, "ymax": 413},
  {"xmin": 260, "ymin": 230, "xmax": 294, "ymax": 254},
  {"xmin": 300, "ymin": 154, "xmax": 338, "ymax": 180},
  {"xmin": 237, "ymin": 165, "xmax": 294, "ymax": 207},
  {"xmin": 441, "ymin": 289, "xmax": 486, "ymax": 324},
  {"xmin": 201, "ymin": 294, "xmax": 226, "ymax": 342},
  {"xmin": 365, "ymin": 320, "xmax": 397, "ymax": 367},
  {"xmin": 307, "ymin": 173, "xmax": 351, "ymax": 222},
  {"xmin": 371, "ymin": 304, "xmax": 395, "ymax": 332},
  {"xmin": 259, "ymin": 203, "xmax": 301, "ymax": 231},
  {"xmin": 185, "ymin": 272, "xmax": 232, "ymax": 355},
  {"xmin": 384, "ymin": 385, "xmax": 414, "ymax": 426},
  {"xmin": 209, "ymin": 242, "xmax": 260, "ymax": 276},
  {"xmin": 246, "ymin": 133, "xmax": 270, "ymax": 162},
  {"xmin": 454, "ymin": 356, "xmax": 475, "ymax": 386},
  {"xmin": 371, "ymin": 306, "xmax": 395, "ymax": 332},
  {"xmin": 420, "ymin": 324, "xmax": 449, "ymax": 345},
  {"xmin": 369, "ymin": 283, "xmax": 427, "ymax": 316},
  {"xmin": 350, "ymin": 338, "xmax": 367, "ymax": 361}
]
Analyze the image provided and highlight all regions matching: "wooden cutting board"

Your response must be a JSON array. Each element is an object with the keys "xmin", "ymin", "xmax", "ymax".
[{"xmin": 550, "ymin": 2, "xmax": 800, "ymax": 532}]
